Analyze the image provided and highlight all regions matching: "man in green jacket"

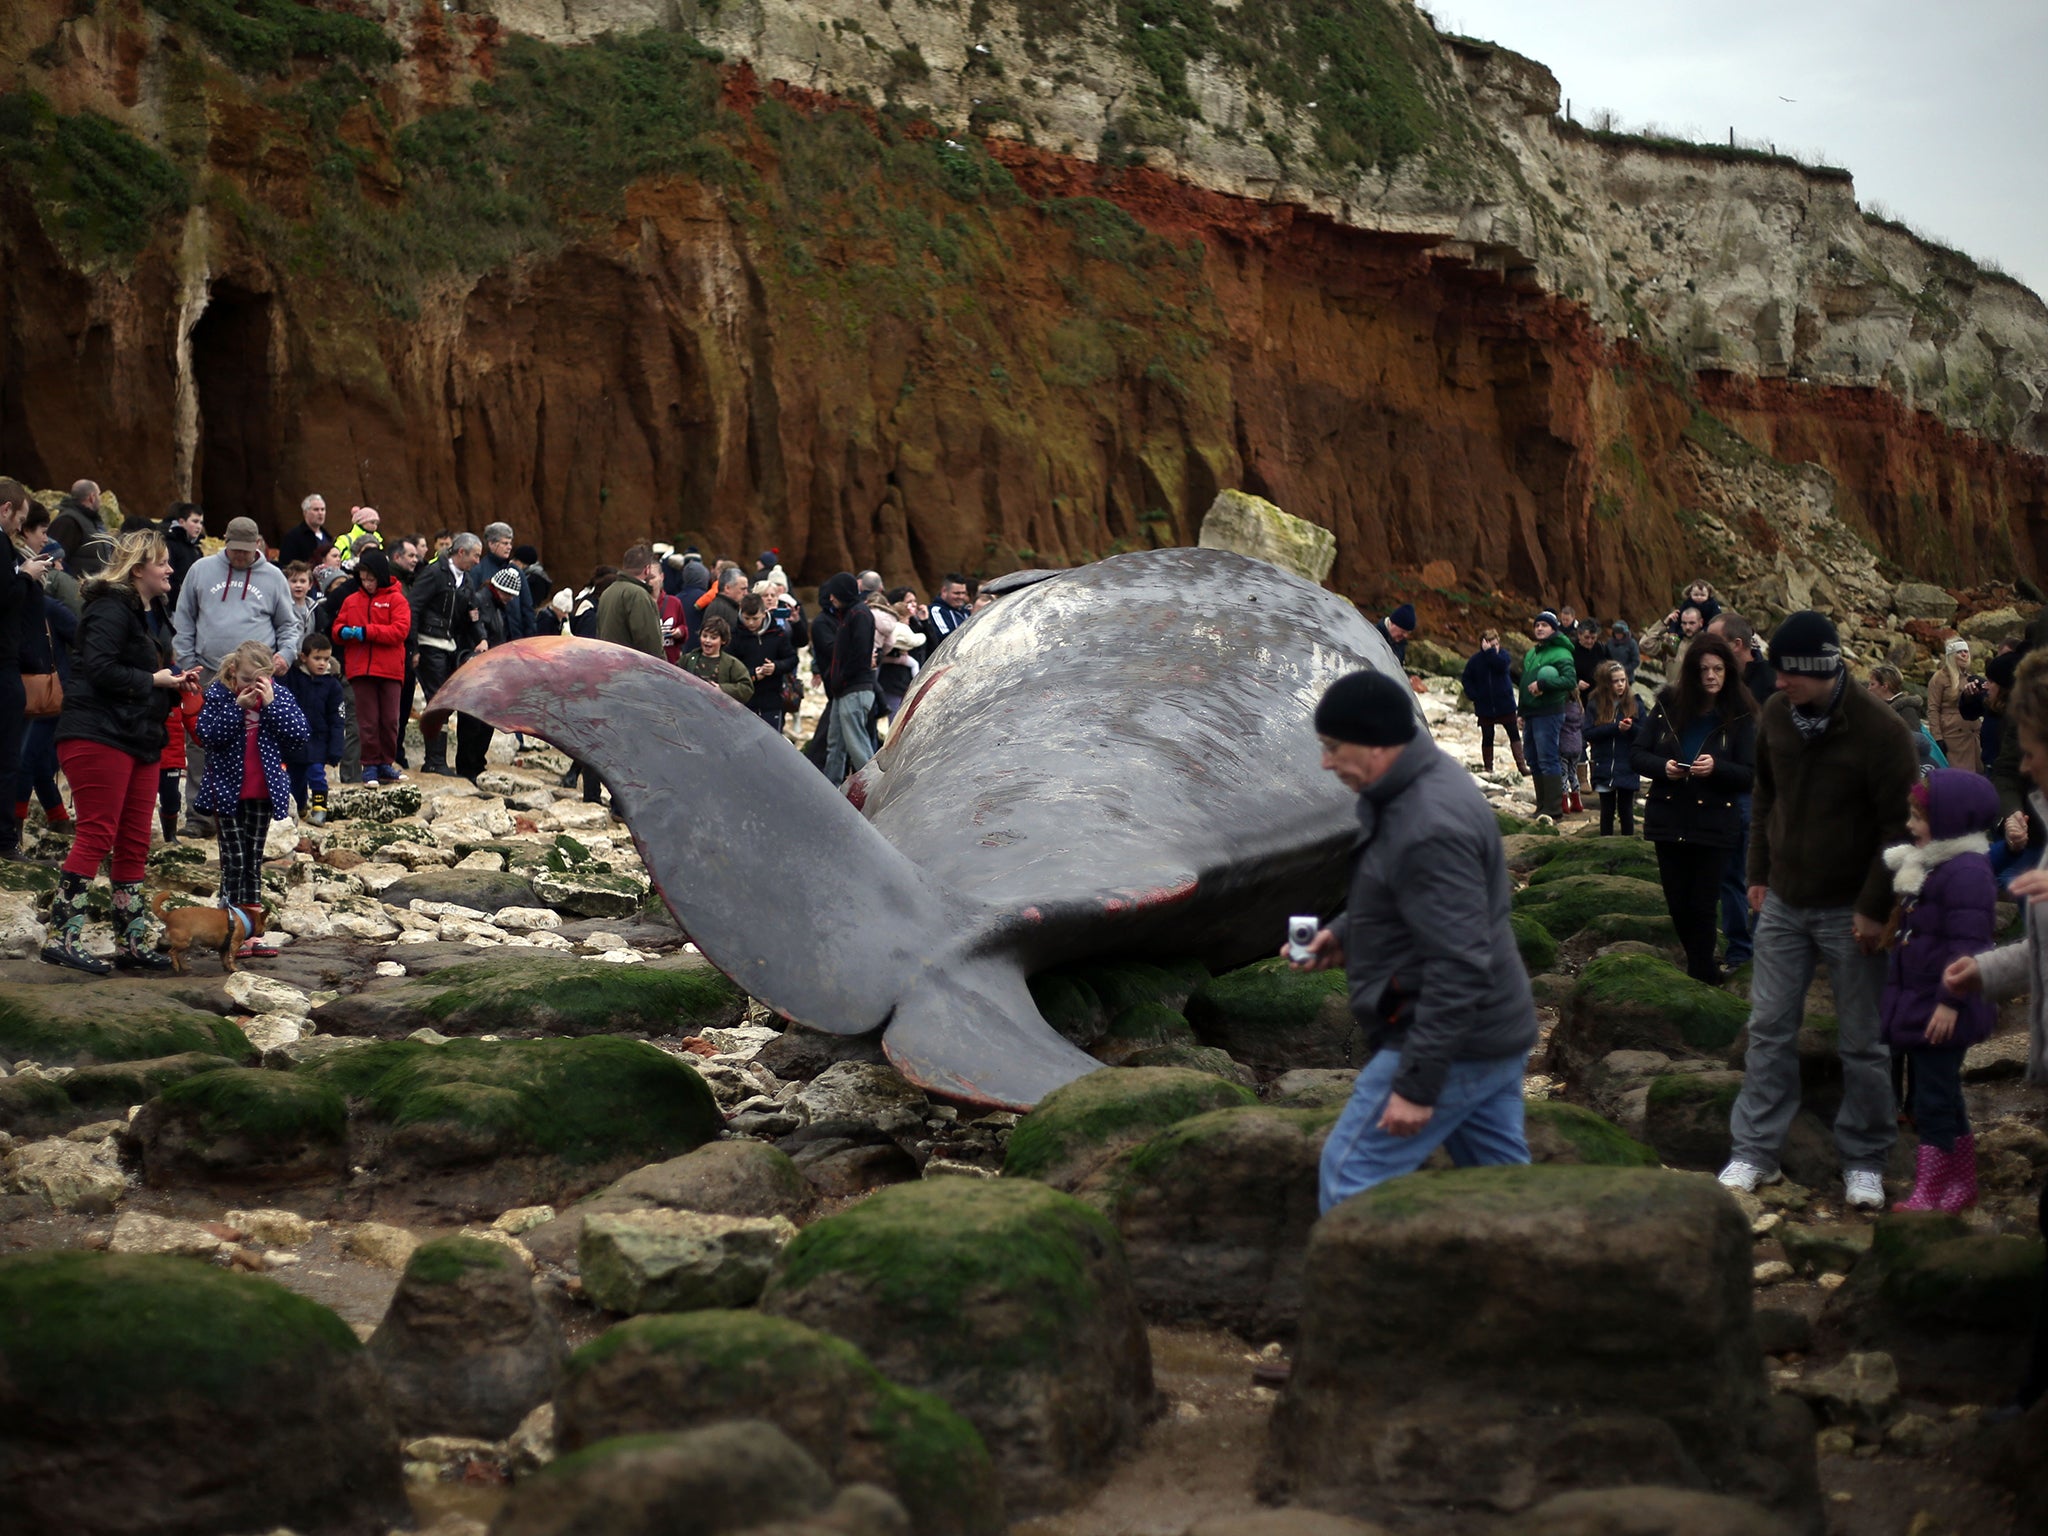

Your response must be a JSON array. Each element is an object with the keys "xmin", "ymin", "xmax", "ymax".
[
  {"xmin": 1723, "ymin": 611, "xmax": 1918, "ymax": 1210},
  {"xmin": 597, "ymin": 546, "xmax": 665, "ymax": 660},
  {"xmin": 1517, "ymin": 610, "xmax": 1578, "ymax": 820}
]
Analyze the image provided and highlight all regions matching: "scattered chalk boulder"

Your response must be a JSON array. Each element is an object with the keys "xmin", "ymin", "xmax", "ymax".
[
  {"xmin": 524, "ymin": 1140, "xmax": 816, "ymax": 1271},
  {"xmin": 761, "ymin": 1178, "xmax": 1155, "ymax": 1513},
  {"xmin": 1259, "ymin": 1166, "xmax": 1818, "ymax": 1529},
  {"xmin": 578, "ymin": 1210, "xmax": 796, "ymax": 1314},
  {"xmin": 489, "ymin": 1420, "xmax": 902, "ymax": 1536},
  {"xmin": 1197, "ymin": 488, "xmax": 1336, "ymax": 584},
  {"xmin": 1, "ymin": 1135, "xmax": 126, "ymax": 1213},
  {"xmin": 369, "ymin": 1234, "xmax": 565, "ymax": 1438},
  {"xmin": 556, "ymin": 1311, "xmax": 1003, "ymax": 1536},
  {"xmin": 0, "ymin": 1251, "xmax": 405, "ymax": 1535},
  {"xmin": 310, "ymin": 952, "xmax": 744, "ymax": 1039},
  {"xmin": 1002, "ymin": 1066, "xmax": 1255, "ymax": 1192}
]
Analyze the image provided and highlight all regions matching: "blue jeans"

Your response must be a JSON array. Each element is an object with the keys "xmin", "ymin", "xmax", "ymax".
[
  {"xmin": 1719, "ymin": 795, "xmax": 1753, "ymax": 964},
  {"xmin": 17, "ymin": 716, "xmax": 60, "ymax": 810},
  {"xmin": 1524, "ymin": 710, "xmax": 1564, "ymax": 776},
  {"xmin": 1319, "ymin": 1048, "xmax": 1531, "ymax": 1212},
  {"xmin": 1729, "ymin": 893, "xmax": 1894, "ymax": 1176},
  {"xmin": 824, "ymin": 688, "xmax": 878, "ymax": 784}
]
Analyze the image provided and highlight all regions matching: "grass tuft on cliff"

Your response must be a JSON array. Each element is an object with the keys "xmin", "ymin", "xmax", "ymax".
[
  {"xmin": 0, "ymin": 93, "xmax": 189, "ymax": 265},
  {"xmin": 149, "ymin": 0, "xmax": 399, "ymax": 74}
]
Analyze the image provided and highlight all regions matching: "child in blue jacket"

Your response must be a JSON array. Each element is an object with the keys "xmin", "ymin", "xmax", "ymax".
[{"xmin": 281, "ymin": 634, "xmax": 346, "ymax": 826}]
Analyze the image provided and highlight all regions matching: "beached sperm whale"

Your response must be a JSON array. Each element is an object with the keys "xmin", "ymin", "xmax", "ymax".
[{"xmin": 427, "ymin": 546, "xmax": 1414, "ymax": 1109}]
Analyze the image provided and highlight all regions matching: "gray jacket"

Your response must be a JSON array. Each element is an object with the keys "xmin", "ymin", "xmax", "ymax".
[
  {"xmin": 172, "ymin": 551, "xmax": 302, "ymax": 673},
  {"xmin": 1968, "ymin": 788, "xmax": 2048, "ymax": 1087},
  {"xmin": 1341, "ymin": 737, "xmax": 1539, "ymax": 1105}
]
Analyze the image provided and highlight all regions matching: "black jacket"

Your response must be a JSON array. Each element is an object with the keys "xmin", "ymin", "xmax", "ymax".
[
  {"xmin": 728, "ymin": 623, "xmax": 797, "ymax": 720},
  {"xmin": 409, "ymin": 558, "xmax": 480, "ymax": 651},
  {"xmin": 477, "ymin": 552, "xmax": 533, "ymax": 640},
  {"xmin": 165, "ymin": 523, "xmax": 205, "ymax": 603},
  {"xmin": 277, "ymin": 523, "xmax": 333, "ymax": 569},
  {"xmin": 824, "ymin": 602, "xmax": 876, "ymax": 698},
  {"xmin": 55, "ymin": 582, "xmax": 174, "ymax": 761},
  {"xmin": 1631, "ymin": 691, "xmax": 1756, "ymax": 848},
  {"xmin": 0, "ymin": 537, "xmax": 25, "ymax": 670},
  {"xmin": 19, "ymin": 594, "xmax": 77, "ymax": 680},
  {"xmin": 49, "ymin": 498, "xmax": 110, "ymax": 577}
]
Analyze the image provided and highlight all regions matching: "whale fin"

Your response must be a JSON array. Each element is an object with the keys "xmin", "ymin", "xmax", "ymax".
[
  {"xmin": 880, "ymin": 956, "xmax": 1107, "ymax": 1111},
  {"xmin": 425, "ymin": 638, "xmax": 955, "ymax": 1035}
]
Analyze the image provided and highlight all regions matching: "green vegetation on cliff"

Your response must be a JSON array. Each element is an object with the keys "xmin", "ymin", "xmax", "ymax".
[{"xmin": 0, "ymin": 92, "xmax": 188, "ymax": 265}]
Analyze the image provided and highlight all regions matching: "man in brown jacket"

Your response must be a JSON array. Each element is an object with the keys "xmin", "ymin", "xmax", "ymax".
[{"xmin": 1722, "ymin": 610, "xmax": 1919, "ymax": 1209}]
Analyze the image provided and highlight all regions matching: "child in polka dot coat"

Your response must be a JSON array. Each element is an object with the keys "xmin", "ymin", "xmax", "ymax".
[{"xmin": 193, "ymin": 639, "xmax": 307, "ymax": 957}]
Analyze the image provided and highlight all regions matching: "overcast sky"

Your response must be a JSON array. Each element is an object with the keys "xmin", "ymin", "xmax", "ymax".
[{"xmin": 1425, "ymin": 0, "xmax": 2048, "ymax": 294}]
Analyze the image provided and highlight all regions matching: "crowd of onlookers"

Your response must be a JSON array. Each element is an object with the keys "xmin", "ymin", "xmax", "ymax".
[{"xmin": 0, "ymin": 479, "xmax": 992, "ymax": 978}]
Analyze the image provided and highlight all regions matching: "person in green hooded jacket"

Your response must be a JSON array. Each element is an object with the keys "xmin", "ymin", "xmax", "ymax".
[{"xmin": 1517, "ymin": 610, "xmax": 1578, "ymax": 821}]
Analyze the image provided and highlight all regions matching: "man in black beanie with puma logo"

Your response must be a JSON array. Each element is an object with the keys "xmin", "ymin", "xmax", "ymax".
[
  {"xmin": 1288, "ymin": 669, "xmax": 1538, "ymax": 1211},
  {"xmin": 1720, "ymin": 609, "xmax": 1917, "ymax": 1211}
]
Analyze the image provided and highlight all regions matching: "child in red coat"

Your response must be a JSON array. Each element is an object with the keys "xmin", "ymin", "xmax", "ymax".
[{"xmin": 331, "ymin": 547, "xmax": 412, "ymax": 784}]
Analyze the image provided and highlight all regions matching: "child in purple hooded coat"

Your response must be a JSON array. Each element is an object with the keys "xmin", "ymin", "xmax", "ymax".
[{"xmin": 1880, "ymin": 767, "xmax": 2002, "ymax": 1211}]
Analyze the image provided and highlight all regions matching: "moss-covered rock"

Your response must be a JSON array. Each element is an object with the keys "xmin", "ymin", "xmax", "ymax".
[
  {"xmin": 0, "ymin": 1049, "xmax": 243, "ymax": 1139},
  {"xmin": 1002, "ymin": 1066, "xmax": 1255, "ymax": 1191},
  {"xmin": 1260, "ymin": 1166, "xmax": 1810, "ymax": 1528},
  {"xmin": 309, "ymin": 953, "xmax": 744, "ymax": 1038},
  {"xmin": 1524, "ymin": 1100, "xmax": 1659, "ymax": 1167},
  {"xmin": 375, "ymin": 869, "xmax": 537, "ymax": 910},
  {"xmin": 1522, "ymin": 840, "xmax": 1662, "ymax": 887},
  {"xmin": 0, "ymin": 1251, "xmax": 404, "ymax": 1534},
  {"xmin": 0, "ymin": 985, "xmax": 249, "ymax": 1068},
  {"xmin": 134, "ymin": 1068, "xmax": 349, "ymax": 1188},
  {"xmin": 1510, "ymin": 912, "xmax": 1558, "ymax": 974},
  {"xmin": 1098, "ymin": 1105, "xmax": 1339, "ymax": 1338},
  {"xmin": 525, "ymin": 1141, "xmax": 816, "ymax": 1272},
  {"xmin": 1099, "ymin": 1002, "xmax": 1197, "ymax": 1048},
  {"xmin": 369, "ymin": 1234, "xmax": 564, "ymax": 1439},
  {"xmin": 1121, "ymin": 1041, "xmax": 1258, "ymax": 1087},
  {"xmin": 578, "ymin": 1209, "xmax": 795, "ymax": 1314},
  {"xmin": 1640, "ymin": 1071, "xmax": 1743, "ymax": 1170},
  {"xmin": 1512, "ymin": 874, "xmax": 1670, "ymax": 940},
  {"xmin": 301, "ymin": 1035, "xmax": 721, "ymax": 1175},
  {"xmin": 1575, "ymin": 911, "xmax": 1683, "ymax": 952},
  {"xmin": 556, "ymin": 1311, "xmax": 1004, "ymax": 1536},
  {"xmin": 1184, "ymin": 958, "xmax": 1359, "ymax": 1074},
  {"xmin": 1497, "ymin": 810, "xmax": 1558, "ymax": 838},
  {"xmin": 760, "ymin": 1178, "xmax": 1154, "ymax": 1514},
  {"xmin": 1027, "ymin": 970, "xmax": 1110, "ymax": 1046},
  {"xmin": 1549, "ymin": 953, "xmax": 1749, "ymax": 1082}
]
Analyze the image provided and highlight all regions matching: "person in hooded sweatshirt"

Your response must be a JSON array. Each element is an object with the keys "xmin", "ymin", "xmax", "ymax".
[
  {"xmin": 1880, "ymin": 768, "xmax": 2001, "ymax": 1212},
  {"xmin": 170, "ymin": 517, "xmax": 300, "ymax": 835},
  {"xmin": 672, "ymin": 558, "xmax": 711, "ymax": 646}
]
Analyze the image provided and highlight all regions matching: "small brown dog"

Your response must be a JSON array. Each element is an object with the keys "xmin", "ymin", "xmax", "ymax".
[{"xmin": 150, "ymin": 893, "xmax": 264, "ymax": 975}]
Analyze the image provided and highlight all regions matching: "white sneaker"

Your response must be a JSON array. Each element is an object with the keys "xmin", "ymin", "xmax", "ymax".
[
  {"xmin": 1843, "ymin": 1169, "xmax": 1886, "ymax": 1209},
  {"xmin": 1717, "ymin": 1160, "xmax": 1781, "ymax": 1193}
]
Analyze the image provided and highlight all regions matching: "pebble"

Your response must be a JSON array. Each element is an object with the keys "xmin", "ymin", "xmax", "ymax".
[
  {"xmin": 345, "ymin": 1221, "xmax": 422, "ymax": 1270},
  {"xmin": 225, "ymin": 1208, "xmax": 317, "ymax": 1247},
  {"xmin": 1752, "ymin": 1260, "xmax": 1794, "ymax": 1286},
  {"xmin": 491, "ymin": 1205, "xmax": 556, "ymax": 1236}
]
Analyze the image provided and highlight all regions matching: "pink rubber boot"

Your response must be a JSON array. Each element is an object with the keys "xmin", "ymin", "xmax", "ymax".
[
  {"xmin": 1938, "ymin": 1134, "xmax": 1978, "ymax": 1212},
  {"xmin": 1893, "ymin": 1142, "xmax": 1947, "ymax": 1212}
]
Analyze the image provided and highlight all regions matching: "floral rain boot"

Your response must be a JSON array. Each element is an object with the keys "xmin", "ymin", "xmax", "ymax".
[
  {"xmin": 39, "ymin": 869, "xmax": 109, "ymax": 976},
  {"xmin": 111, "ymin": 881, "xmax": 170, "ymax": 971}
]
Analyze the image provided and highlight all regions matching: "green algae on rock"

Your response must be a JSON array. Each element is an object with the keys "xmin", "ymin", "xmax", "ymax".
[
  {"xmin": 1509, "ymin": 911, "xmax": 1558, "ymax": 974},
  {"xmin": 1002, "ymin": 1065, "xmax": 1255, "ymax": 1190},
  {"xmin": 135, "ymin": 1067, "xmax": 349, "ymax": 1187},
  {"xmin": 1549, "ymin": 952, "xmax": 1749, "ymax": 1082},
  {"xmin": 309, "ymin": 952, "xmax": 746, "ymax": 1038},
  {"xmin": 1185, "ymin": 957, "xmax": 1359, "ymax": 1074},
  {"xmin": 760, "ymin": 1178, "xmax": 1154, "ymax": 1513},
  {"xmin": 0, "ymin": 1250, "xmax": 404, "ymax": 1535},
  {"xmin": 300, "ymin": 1035, "xmax": 721, "ymax": 1169},
  {"xmin": 0, "ymin": 985, "xmax": 250, "ymax": 1068},
  {"xmin": 556, "ymin": 1310, "xmax": 1004, "ymax": 1536},
  {"xmin": 1511, "ymin": 873, "xmax": 1671, "ymax": 940},
  {"xmin": 1522, "ymin": 1099, "xmax": 1659, "ymax": 1167}
]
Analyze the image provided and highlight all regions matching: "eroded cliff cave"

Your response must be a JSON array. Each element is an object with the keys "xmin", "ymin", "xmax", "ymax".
[{"xmin": 2, "ymin": 0, "xmax": 2045, "ymax": 619}]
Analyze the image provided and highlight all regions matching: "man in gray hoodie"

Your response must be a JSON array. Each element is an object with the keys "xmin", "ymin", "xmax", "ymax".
[
  {"xmin": 172, "ymin": 517, "xmax": 302, "ymax": 829},
  {"xmin": 1289, "ymin": 669, "xmax": 1539, "ymax": 1211}
]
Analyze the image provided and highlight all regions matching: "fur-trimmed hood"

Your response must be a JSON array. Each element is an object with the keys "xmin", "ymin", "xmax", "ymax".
[{"xmin": 1883, "ymin": 834, "xmax": 1988, "ymax": 897}]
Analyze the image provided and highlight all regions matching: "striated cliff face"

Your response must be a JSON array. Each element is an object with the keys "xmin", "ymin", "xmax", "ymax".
[{"xmin": 1, "ymin": 0, "xmax": 2045, "ymax": 617}]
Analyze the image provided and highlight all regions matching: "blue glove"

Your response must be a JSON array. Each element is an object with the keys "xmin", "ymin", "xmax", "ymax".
[{"xmin": 338, "ymin": 626, "xmax": 365, "ymax": 642}]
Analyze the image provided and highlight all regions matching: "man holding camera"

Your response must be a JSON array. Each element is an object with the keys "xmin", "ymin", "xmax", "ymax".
[{"xmin": 1289, "ymin": 670, "xmax": 1539, "ymax": 1211}]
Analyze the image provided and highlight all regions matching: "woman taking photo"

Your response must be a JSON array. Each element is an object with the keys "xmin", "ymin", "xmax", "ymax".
[
  {"xmin": 1632, "ymin": 633, "xmax": 1756, "ymax": 985},
  {"xmin": 45, "ymin": 530, "xmax": 195, "ymax": 974},
  {"xmin": 1925, "ymin": 637, "xmax": 1985, "ymax": 773}
]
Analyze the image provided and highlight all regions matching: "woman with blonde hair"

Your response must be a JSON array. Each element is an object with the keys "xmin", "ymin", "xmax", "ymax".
[
  {"xmin": 45, "ymin": 529, "xmax": 197, "ymax": 973},
  {"xmin": 1925, "ymin": 637, "xmax": 1984, "ymax": 773}
]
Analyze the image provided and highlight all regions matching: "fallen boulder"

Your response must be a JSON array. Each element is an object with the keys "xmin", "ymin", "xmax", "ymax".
[
  {"xmin": 1001, "ymin": 1066, "xmax": 1254, "ymax": 1192},
  {"xmin": 1258, "ymin": 1165, "xmax": 1817, "ymax": 1528},
  {"xmin": 761, "ymin": 1177, "xmax": 1155, "ymax": 1514},
  {"xmin": 309, "ymin": 952, "xmax": 744, "ymax": 1038},
  {"xmin": 0, "ymin": 1250, "xmax": 405, "ymax": 1535},
  {"xmin": 1197, "ymin": 488, "xmax": 1336, "ymax": 584},
  {"xmin": 555, "ymin": 1310, "xmax": 1003, "ymax": 1536},
  {"xmin": 578, "ymin": 1209, "xmax": 796, "ymax": 1314},
  {"xmin": 1549, "ymin": 954, "xmax": 1749, "ymax": 1083},
  {"xmin": 1184, "ymin": 959, "xmax": 1360, "ymax": 1075},
  {"xmin": 369, "ymin": 1234, "xmax": 564, "ymax": 1438},
  {"xmin": 524, "ymin": 1140, "xmax": 816, "ymax": 1270},
  {"xmin": 133, "ymin": 1067, "xmax": 349, "ymax": 1188},
  {"xmin": 0, "ymin": 982, "xmax": 249, "ymax": 1068}
]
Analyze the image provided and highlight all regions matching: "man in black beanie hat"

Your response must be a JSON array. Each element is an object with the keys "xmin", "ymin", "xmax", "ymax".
[
  {"xmin": 1376, "ymin": 603, "xmax": 1416, "ymax": 669},
  {"xmin": 1290, "ymin": 670, "xmax": 1539, "ymax": 1210},
  {"xmin": 1721, "ymin": 609, "xmax": 1918, "ymax": 1210}
]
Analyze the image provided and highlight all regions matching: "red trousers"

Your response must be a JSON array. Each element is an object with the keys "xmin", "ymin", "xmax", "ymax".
[
  {"xmin": 351, "ymin": 677, "xmax": 401, "ymax": 768},
  {"xmin": 58, "ymin": 739, "xmax": 161, "ymax": 882}
]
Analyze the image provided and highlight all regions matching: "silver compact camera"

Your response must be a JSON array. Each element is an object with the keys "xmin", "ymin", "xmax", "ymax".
[{"xmin": 1286, "ymin": 915, "xmax": 1319, "ymax": 964}]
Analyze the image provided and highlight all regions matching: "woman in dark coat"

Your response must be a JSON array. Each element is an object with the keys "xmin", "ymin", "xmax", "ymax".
[
  {"xmin": 47, "ymin": 531, "xmax": 195, "ymax": 974},
  {"xmin": 1631, "ymin": 633, "xmax": 1756, "ymax": 984}
]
